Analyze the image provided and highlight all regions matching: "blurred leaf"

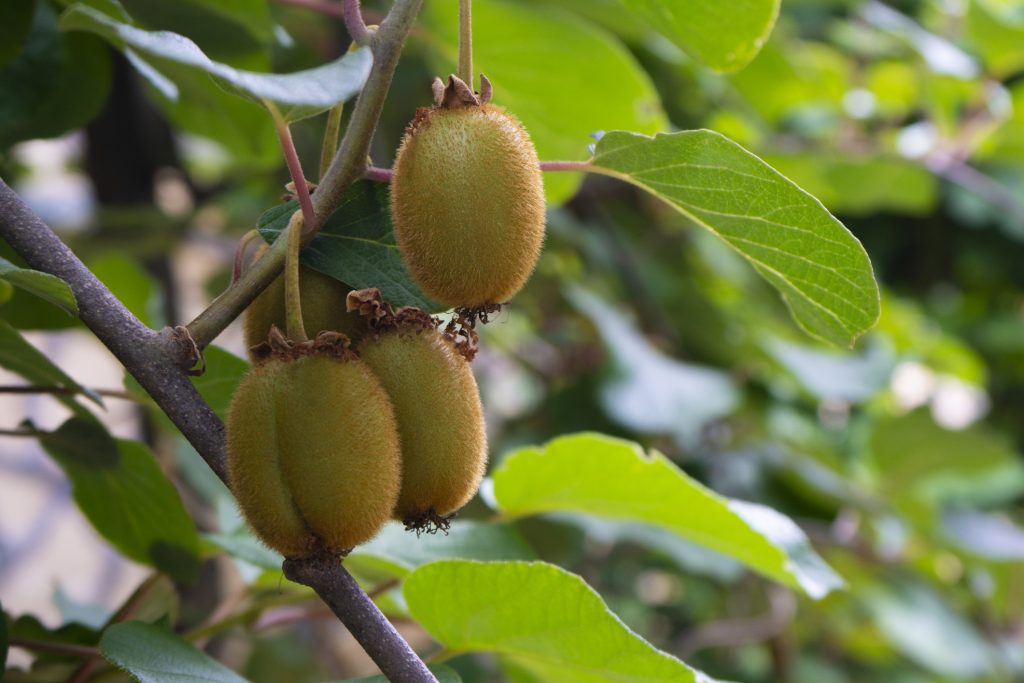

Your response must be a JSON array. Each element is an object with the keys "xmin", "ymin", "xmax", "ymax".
[
  {"xmin": 204, "ymin": 530, "xmax": 282, "ymax": 570},
  {"xmin": 118, "ymin": 0, "xmax": 273, "ymax": 66},
  {"xmin": 60, "ymin": 4, "xmax": 372, "ymax": 122},
  {"xmin": 257, "ymin": 184, "xmax": 443, "ymax": 311},
  {"xmin": 492, "ymin": 433, "xmax": 844, "ymax": 597},
  {"xmin": 622, "ymin": 0, "xmax": 779, "ymax": 72},
  {"xmin": 101, "ymin": 622, "xmax": 249, "ymax": 683},
  {"xmin": 404, "ymin": 560, "xmax": 718, "ymax": 683},
  {"xmin": 421, "ymin": 0, "xmax": 666, "ymax": 203},
  {"xmin": 349, "ymin": 521, "xmax": 537, "ymax": 578},
  {"xmin": 338, "ymin": 665, "xmax": 462, "ymax": 683},
  {"xmin": 190, "ymin": 346, "xmax": 248, "ymax": 421},
  {"xmin": 569, "ymin": 287, "xmax": 739, "ymax": 445},
  {"xmin": 966, "ymin": 0, "xmax": 1024, "ymax": 77},
  {"xmin": 41, "ymin": 418, "xmax": 201, "ymax": 583},
  {"xmin": 761, "ymin": 154, "xmax": 938, "ymax": 216},
  {"xmin": 765, "ymin": 337, "xmax": 895, "ymax": 403},
  {"xmin": 9, "ymin": 614, "xmax": 98, "ymax": 664},
  {"xmin": 869, "ymin": 411, "xmax": 1024, "ymax": 505},
  {"xmin": 0, "ymin": 320, "xmax": 98, "ymax": 415},
  {"xmin": 592, "ymin": 130, "xmax": 881, "ymax": 347},
  {"xmin": 0, "ymin": 1, "xmax": 110, "ymax": 148},
  {"xmin": 89, "ymin": 253, "xmax": 161, "ymax": 329},
  {"xmin": 53, "ymin": 587, "xmax": 110, "ymax": 629},
  {"xmin": 941, "ymin": 509, "xmax": 1024, "ymax": 561},
  {"xmin": 0, "ymin": 257, "xmax": 77, "ymax": 316},
  {"xmin": 864, "ymin": 581, "xmax": 998, "ymax": 679},
  {"xmin": 0, "ymin": 0, "xmax": 36, "ymax": 66}
]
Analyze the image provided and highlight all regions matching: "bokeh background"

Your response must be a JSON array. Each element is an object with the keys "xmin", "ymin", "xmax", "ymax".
[{"xmin": 3, "ymin": 0, "xmax": 1024, "ymax": 681}]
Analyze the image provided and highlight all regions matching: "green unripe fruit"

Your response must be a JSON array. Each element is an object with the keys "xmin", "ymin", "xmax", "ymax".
[
  {"xmin": 358, "ymin": 325, "xmax": 487, "ymax": 529},
  {"xmin": 391, "ymin": 76, "xmax": 545, "ymax": 309},
  {"xmin": 243, "ymin": 246, "xmax": 365, "ymax": 353},
  {"xmin": 226, "ymin": 346, "xmax": 402, "ymax": 555}
]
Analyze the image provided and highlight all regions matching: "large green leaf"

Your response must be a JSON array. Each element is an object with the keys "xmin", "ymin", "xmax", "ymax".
[
  {"xmin": 0, "ymin": 319, "xmax": 98, "ymax": 415},
  {"xmin": 966, "ymin": 0, "xmax": 1024, "ymax": 78},
  {"xmin": 421, "ymin": 0, "xmax": 666, "ymax": 203},
  {"xmin": 101, "ymin": 622, "xmax": 248, "ymax": 683},
  {"xmin": 405, "ymin": 560, "xmax": 719, "ymax": 683},
  {"xmin": 621, "ymin": 0, "xmax": 779, "ymax": 72},
  {"xmin": 0, "ymin": 257, "xmax": 77, "ymax": 316},
  {"xmin": 492, "ymin": 433, "xmax": 843, "ymax": 598},
  {"xmin": 89, "ymin": 253, "xmax": 161, "ymax": 329},
  {"xmin": 0, "ymin": 0, "xmax": 110, "ymax": 148},
  {"xmin": 41, "ymin": 418, "xmax": 201, "ymax": 583},
  {"xmin": 591, "ymin": 130, "xmax": 880, "ymax": 346},
  {"xmin": 257, "ymin": 183, "xmax": 442, "ymax": 312},
  {"xmin": 60, "ymin": 3, "xmax": 372, "ymax": 122}
]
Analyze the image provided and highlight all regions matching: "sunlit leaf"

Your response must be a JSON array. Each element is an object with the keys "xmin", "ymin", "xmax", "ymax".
[
  {"xmin": 404, "ymin": 560, "xmax": 721, "ymax": 682},
  {"xmin": 592, "ymin": 130, "xmax": 880, "ymax": 346},
  {"xmin": 0, "ymin": 257, "xmax": 77, "ymax": 316},
  {"xmin": 621, "ymin": 0, "xmax": 779, "ymax": 72},
  {"xmin": 492, "ymin": 433, "xmax": 844, "ymax": 597}
]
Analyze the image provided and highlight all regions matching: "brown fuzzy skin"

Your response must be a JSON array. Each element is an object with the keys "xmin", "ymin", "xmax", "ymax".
[
  {"xmin": 358, "ymin": 328, "xmax": 487, "ymax": 522},
  {"xmin": 243, "ymin": 246, "xmax": 366, "ymax": 353},
  {"xmin": 225, "ymin": 354, "xmax": 402, "ymax": 555},
  {"xmin": 391, "ymin": 104, "xmax": 545, "ymax": 308}
]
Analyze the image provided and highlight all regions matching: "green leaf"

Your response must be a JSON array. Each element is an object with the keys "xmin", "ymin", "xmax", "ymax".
[
  {"xmin": 205, "ymin": 531, "xmax": 282, "ymax": 570},
  {"xmin": 492, "ymin": 433, "xmax": 843, "ymax": 598},
  {"xmin": 966, "ymin": 0, "xmax": 1024, "ymax": 78},
  {"xmin": 190, "ymin": 346, "xmax": 248, "ymax": 421},
  {"xmin": 764, "ymin": 337, "xmax": 895, "ymax": 403},
  {"xmin": 621, "ymin": 0, "xmax": 779, "ymax": 72},
  {"xmin": 869, "ymin": 411, "xmax": 1024, "ymax": 506},
  {"xmin": 41, "ymin": 418, "xmax": 202, "ymax": 583},
  {"xmin": 0, "ymin": 257, "xmax": 78, "ymax": 316},
  {"xmin": 591, "ymin": 130, "xmax": 880, "ymax": 346},
  {"xmin": 0, "ymin": 0, "xmax": 111, "ymax": 148},
  {"xmin": 421, "ymin": 0, "xmax": 666, "ymax": 204},
  {"xmin": 0, "ymin": 0, "xmax": 36, "ymax": 66},
  {"xmin": 101, "ymin": 622, "xmax": 249, "ymax": 683},
  {"xmin": 404, "ymin": 560, "xmax": 718, "ymax": 683},
  {"xmin": 0, "ymin": 319, "xmax": 98, "ymax": 415},
  {"xmin": 0, "ymin": 601, "xmax": 7, "ymax": 673},
  {"xmin": 336, "ymin": 665, "xmax": 462, "ymax": 683},
  {"xmin": 257, "ymin": 183, "xmax": 443, "ymax": 312},
  {"xmin": 349, "ymin": 521, "xmax": 536, "ymax": 578},
  {"xmin": 60, "ymin": 3, "xmax": 372, "ymax": 122}
]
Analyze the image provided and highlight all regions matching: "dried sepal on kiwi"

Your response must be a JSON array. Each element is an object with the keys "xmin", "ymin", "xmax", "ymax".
[{"xmin": 350, "ymin": 289, "xmax": 488, "ymax": 534}]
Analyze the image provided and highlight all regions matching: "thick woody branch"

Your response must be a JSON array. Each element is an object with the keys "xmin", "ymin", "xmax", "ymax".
[
  {"xmin": 182, "ymin": 0, "xmax": 424, "ymax": 359},
  {"xmin": 0, "ymin": 181, "xmax": 436, "ymax": 682}
]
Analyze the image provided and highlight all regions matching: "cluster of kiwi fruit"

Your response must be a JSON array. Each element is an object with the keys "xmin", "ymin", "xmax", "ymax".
[{"xmin": 225, "ymin": 74, "xmax": 545, "ymax": 557}]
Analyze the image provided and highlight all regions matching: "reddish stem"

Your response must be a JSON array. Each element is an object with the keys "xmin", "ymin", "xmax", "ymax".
[
  {"xmin": 365, "ymin": 166, "xmax": 394, "ymax": 182},
  {"xmin": 274, "ymin": 119, "xmax": 316, "ymax": 227},
  {"xmin": 343, "ymin": 0, "xmax": 372, "ymax": 45},
  {"xmin": 540, "ymin": 160, "xmax": 592, "ymax": 172}
]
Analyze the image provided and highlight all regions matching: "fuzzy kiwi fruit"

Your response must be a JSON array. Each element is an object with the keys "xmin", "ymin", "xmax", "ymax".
[
  {"xmin": 243, "ymin": 245, "xmax": 366, "ymax": 352},
  {"xmin": 391, "ymin": 75, "xmax": 545, "ymax": 309},
  {"xmin": 355, "ymin": 305, "xmax": 487, "ymax": 531},
  {"xmin": 226, "ymin": 334, "xmax": 402, "ymax": 555}
]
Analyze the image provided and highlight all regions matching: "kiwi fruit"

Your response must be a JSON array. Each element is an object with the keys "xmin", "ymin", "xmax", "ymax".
[
  {"xmin": 243, "ymin": 244, "xmax": 366, "ymax": 352},
  {"xmin": 353, "ymin": 293, "xmax": 487, "ymax": 531},
  {"xmin": 391, "ymin": 75, "xmax": 545, "ymax": 309},
  {"xmin": 226, "ymin": 333, "xmax": 402, "ymax": 555}
]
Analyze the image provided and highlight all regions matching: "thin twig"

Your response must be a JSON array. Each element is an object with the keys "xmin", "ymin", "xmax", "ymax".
[
  {"xmin": 0, "ymin": 427, "xmax": 49, "ymax": 438},
  {"xmin": 458, "ymin": 0, "xmax": 472, "ymax": 87},
  {"xmin": 284, "ymin": 211, "xmax": 309, "ymax": 342},
  {"xmin": 365, "ymin": 166, "xmax": 394, "ymax": 182},
  {"xmin": 343, "ymin": 0, "xmax": 372, "ymax": 45},
  {"xmin": 320, "ymin": 103, "xmax": 345, "ymax": 181},
  {"xmin": 0, "ymin": 385, "xmax": 142, "ymax": 401},
  {"xmin": 272, "ymin": 112, "xmax": 316, "ymax": 227},
  {"xmin": 540, "ymin": 160, "xmax": 593, "ymax": 172},
  {"xmin": 9, "ymin": 638, "xmax": 100, "ymax": 659}
]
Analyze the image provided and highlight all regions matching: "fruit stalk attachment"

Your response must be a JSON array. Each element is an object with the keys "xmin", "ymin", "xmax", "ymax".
[{"xmin": 459, "ymin": 0, "xmax": 473, "ymax": 87}]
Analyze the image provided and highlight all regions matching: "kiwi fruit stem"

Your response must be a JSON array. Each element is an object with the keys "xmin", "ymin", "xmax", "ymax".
[
  {"xmin": 283, "ymin": 211, "xmax": 308, "ymax": 342},
  {"xmin": 459, "ymin": 0, "xmax": 473, "ymax": 87}
]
